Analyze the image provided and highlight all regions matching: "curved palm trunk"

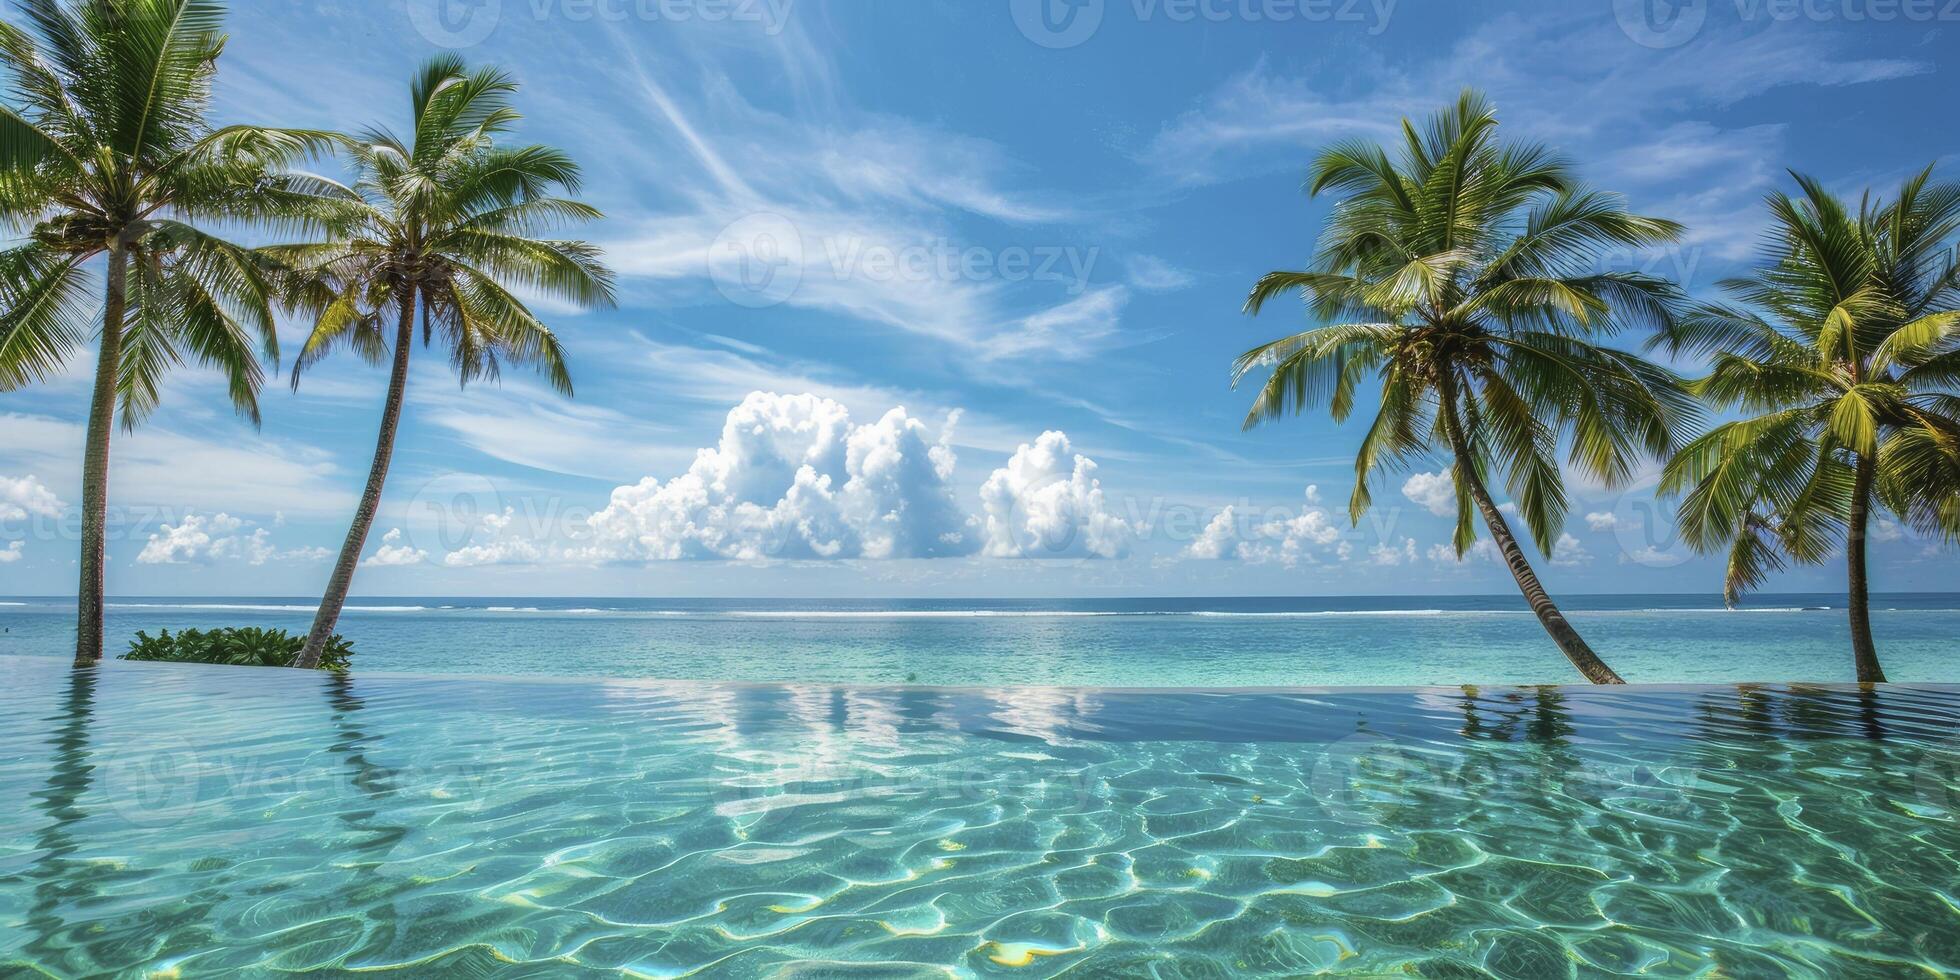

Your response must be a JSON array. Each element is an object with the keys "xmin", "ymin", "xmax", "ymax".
[
  {"xmin": 74, "ymin": 243, "xmax": 129, "ymax": 665},
  {"xmin": 1438, "ymin": 382, "xmax": 1626, "ymax": 685},
  {"xmin": 1846, "ymin": 455, "xmax": 1886, "ymax": 684},
  {"xmin": 297, "ymin": 295, "xmax": 416, "ymax": 669}
]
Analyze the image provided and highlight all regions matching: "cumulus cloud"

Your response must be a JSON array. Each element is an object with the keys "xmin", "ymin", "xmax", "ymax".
[
  {"xmin": 0, "ymin": 474, "xmax": 63, "ymax": 522},
  {"xmin": 1585, "ymin": 511, "xmax": 1623, "ymax": 532},
  {"xmin": 1187, "ymin": 507, "xmax": 1243, "ymax": 561},
  {"xmin": 1183, "ymin": 489, "xmax": 1346, "ymax": 567},
  {"xmin": 981, "ymin": 431, "xmax": 1134, "ymax": 559},
  {"xmin": 1371, "ymin": 538, "xmax": 1419, "ymax": 566},
  {"xmin": 1550, "ymin": 533, "xmax": 1593, "ymax": 567},
  {"xmin": 1401, "ymin": 471, "xmax": 1456, "ymax": 517},
  {"xmin": 444, "ymin": 509, "xmax": 548, "ymax": 567},
  {"xmin": 0, "ymin": 540, "xmax": 21, "ymax": 563},
  {"xmin": 583, "ymin": 392, "xmax": 976, "ymax": 561},
  {"xmin": 365, "ymin": 529, "xmax": 427, "ymax": 567},
  {"xmin": 138, "ymin": 512, "xmax": 245, "ymax": 564},
  {"xmin": 137, "ymin": 513, "xmax": 330, "ymax": 566},
  {"xmin": 1429, "ymin": 539, "xmax": 1502, "ymax": 565}
]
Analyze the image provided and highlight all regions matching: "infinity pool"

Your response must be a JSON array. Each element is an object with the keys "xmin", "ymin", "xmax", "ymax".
[{"xmin": 1, "ymin": 657, "xmax": 1956, "ymax": 975}]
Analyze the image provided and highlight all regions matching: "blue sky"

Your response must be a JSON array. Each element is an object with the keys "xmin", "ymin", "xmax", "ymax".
[{"xmin": 1, "ymin": 0, "xmax": 1956, "ymax": 597}]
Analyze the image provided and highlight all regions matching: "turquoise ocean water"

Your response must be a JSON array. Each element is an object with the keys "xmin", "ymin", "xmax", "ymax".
[
  {"xmin": 0, "ymin": 593, "xmax": 1956, "ymax": 685},
  {"xmin": 1, "ymin": 656, "xmax": 1956, "ymax": 975}
]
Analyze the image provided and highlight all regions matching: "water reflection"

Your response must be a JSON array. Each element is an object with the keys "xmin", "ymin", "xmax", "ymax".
[{"xmin": 18, "ymin": 665, "xmax": 98, "ymax": 970}]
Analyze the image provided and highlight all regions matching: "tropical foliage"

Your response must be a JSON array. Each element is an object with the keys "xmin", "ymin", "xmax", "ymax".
[
  {"xmin": 1234, "ymin": 90, "xmax": 1699, "ymax": 684},
  {"xmin": 123, "ymin": 626, "xmax": 354, "ymax": 671},
  {"xmin": 0, "ymin": 0, "xmax": 344, "ymax": 662},
  {"xmin": 275, "ymin": 54, "xmax": 615, "ymax": 668},
  {"xmin": 1656, "ymin": 169, "xmax": 1960, "ymax": 682}
]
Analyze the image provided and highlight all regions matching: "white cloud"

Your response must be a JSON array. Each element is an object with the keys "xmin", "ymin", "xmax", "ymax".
[
  {"xmin": 980, "ymin": 431, "xmax": 1134, "ymax": 560},
  {"xmin": 443, "ymin": 508, "xmax": 548, "ymax": 568},
  {"xmin": 1873, "ymin": 520, "xmax": 1904, "ymax": 544},
  {"xmin": 1371, "ymin": 538, "xmax": 1419, "ymax": 567},
  {"xmin": 1550, "ymin": 533, "xmax": 1593, "ymax": 568},
  {"xmin": 0, "ymin": 414, "xmax": 349, "ymax": 516},
  {"xmin": 137, "ymin": 513, "xmax": 245, "ymax": 565},
  {"xmin": 1402, "ymin": 471, "xmax": 1456, "ymax": 517},
  {"xmin": 1430, "ymin": 539, "xmax": 1502, "ymax": 565},
  {"xmin": 1585, "ymin": 512, "xmax": 1623, "ymax": 532},
  {"xmin": 364, "ymin": 529, "xmax": 427, "ymax": 568},
  {"xmin": 0, "ymin": 540, "xmax": 21, "ymax": 563},
  {"xmin": 136, "ymin": 513, "xmax": 327, "ymax": 566},
  {"xmin": 584, "ymin": 392, "xmax": 976, "ymax": 561},
  {"xmin": 1128, "ymin": 254, "xmax": 1195, "ymax": 291},
  {"xmin": 0, "ymin": 474, "xmax": 63, "ymax": 522},
  {"xmin": 590, "ymin": 42, "xmax": 1113, "ymax": 363},
  {"xmin": 1142, "ymin": 20, "xmax": 1928, "ymax": 256},
  {"xmin": 983, "ymin": 286, "xmax": 1130, "ymax": 361},
  {"xmin": 1187, "ymin": 507, "xmax": 1242, "ymax": 561},
  {"xmin": 1184, "ymin": 489, "xmax": 1346, "ymax": 567}
]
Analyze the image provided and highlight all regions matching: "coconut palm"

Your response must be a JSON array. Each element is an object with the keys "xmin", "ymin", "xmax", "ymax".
[
  {"xmin": 1656, "ymin": 169, "xmax": 1960, "ymax": 683},
  {"xmin": 1233, "ymin": 91, "xmax": 1697, "ymax": 685},
  {"xmin": 279, "ymin": 56, "xmax": 614, "ymax": 669},
  {"xmin": 0, "ymin": 0, "xmax": 343, "ymax": 664}
]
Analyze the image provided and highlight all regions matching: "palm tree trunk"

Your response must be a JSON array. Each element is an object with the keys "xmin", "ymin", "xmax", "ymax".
[
  {"xmin": 296, "ymin": 294, "xmax": 416, "ymax": 669},
  {"xmin": 1846, "ymin": 454, "xmax": 1887, "ymax": 684},
  {"xmin": 74, "ymin": 243, "xmax": 129, "ymax": 665},
  {"xmin": 1437, "ymin": 378, "xmax": 1626, "ymax": 685}
]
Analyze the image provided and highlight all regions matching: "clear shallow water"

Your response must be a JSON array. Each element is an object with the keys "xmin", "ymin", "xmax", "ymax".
[
  {"xmin": 1, "ymin": 656, "xmax": 1957, "ymax": 976},
  {"xmin": 1, "ymin": 594, "xmax": 1958, "ymax": 686}
]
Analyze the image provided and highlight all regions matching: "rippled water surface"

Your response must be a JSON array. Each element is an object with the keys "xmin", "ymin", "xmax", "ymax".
[{"xmin": 3, "ymin": 658, "xmax": 1958, "ymax": 976}]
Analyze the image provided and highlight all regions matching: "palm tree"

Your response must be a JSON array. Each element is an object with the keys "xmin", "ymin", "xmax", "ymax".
[
  {"xmin": 280, "ymin": 56, "xmax": 614, "ymax": 669},
  {"xmin": 1657, "ymin": 169, "xmax": 1960, "ymax": 683},
  {"xmin": 1233, "ymin": 91, "xmax": 1697, "ymax": 685},
  {"xmin": 0, "ymin": 0, "xmax": 343, "ymax": 664}
]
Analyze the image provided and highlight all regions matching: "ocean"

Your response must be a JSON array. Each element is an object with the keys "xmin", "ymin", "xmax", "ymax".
[{"xmin": 1, "ymin": 593, "xmax": 1954, "ymax": 686}]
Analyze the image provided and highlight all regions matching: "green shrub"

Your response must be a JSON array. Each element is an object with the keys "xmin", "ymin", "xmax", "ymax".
[{"xmin": 121, "ymin": 627, "xmax": 354, "ymax": 671}]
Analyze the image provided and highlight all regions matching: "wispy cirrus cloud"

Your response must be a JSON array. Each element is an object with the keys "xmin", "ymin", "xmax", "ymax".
[{"xmin": 1140, "ymin": 15, "xmax": 1931, "ymax": 261}]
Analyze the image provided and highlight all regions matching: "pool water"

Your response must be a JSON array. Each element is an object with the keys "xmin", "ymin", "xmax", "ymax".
[
  {"xmin": 3, "ymin": 593, "xmax": 1959, "ymax": 686},
  {"xmin": 1, "ymin": 656, "xmax": 1956, "ymax": 976}
]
